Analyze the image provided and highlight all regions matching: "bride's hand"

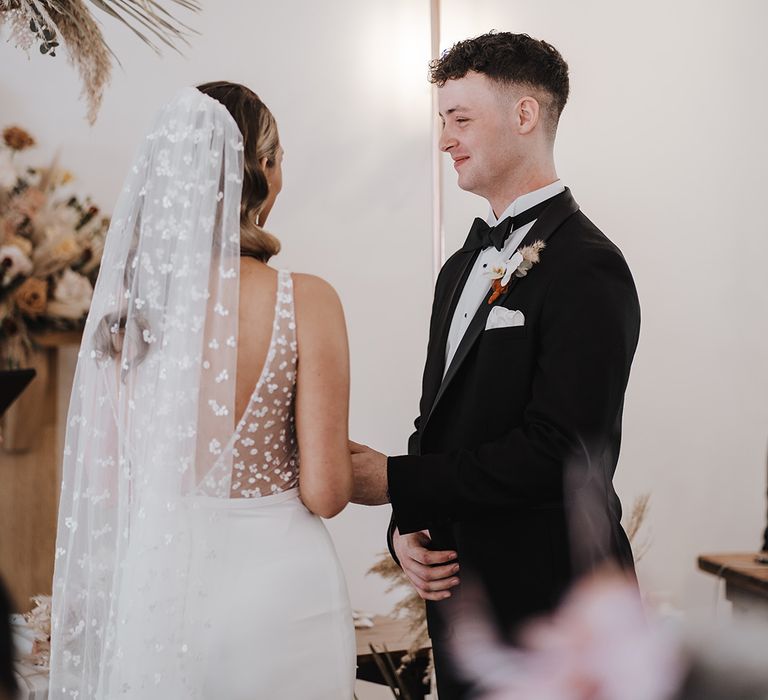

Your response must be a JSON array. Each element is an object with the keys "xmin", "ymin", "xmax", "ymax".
[{"xmin": 349, "ymin": 440, "xmax": 389, "ymax": 505}]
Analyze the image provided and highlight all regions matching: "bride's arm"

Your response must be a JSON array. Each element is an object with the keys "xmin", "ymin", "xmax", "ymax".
[{"xmin": 293, "ymin": 273, "xmax": 352, "ymax": 518}]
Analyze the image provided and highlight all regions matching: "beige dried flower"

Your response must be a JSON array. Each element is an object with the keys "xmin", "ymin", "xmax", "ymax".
[
  {"xmin": 4, "ymin": 234, "xmax": 33, "ymax": 257},
  {"xmin": 14, "ymin": 187, "xmax": 46, "ymax": 219},
  {"xmin": 13, "ymin": 276, "xmax": 48, "ymax": 317},
  {"xmin": 514, "ymin": 240, "xmax": 546, "ymax": 278},
  {"xmin": 23, "ymin": 594, "xmax": 52, "ymax": 668},
  {"xmin": 0, "ymin": 243, "xmax": 33, "ymax": 282},
  {"xmin": 47, "ymin": 268, "xmax": 92, "ymax": 319},
  {"xmin": 2, "ymin": 125, "xmax": 35, "ymax": 151},
  {"xmin": 33, "ymin": 232, "xmax": 84, "ymax": 277}
]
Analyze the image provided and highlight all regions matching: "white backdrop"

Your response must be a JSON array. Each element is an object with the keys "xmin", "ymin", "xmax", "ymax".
[{"xmin": 2, "ymin": 0, "xmax": 768, "ymax": 630}]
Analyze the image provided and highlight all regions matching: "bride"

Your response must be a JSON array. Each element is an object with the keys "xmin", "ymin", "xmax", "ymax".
[{"xmin": 48, "ymin": 82, "xmax": 356, "ymax": 698}]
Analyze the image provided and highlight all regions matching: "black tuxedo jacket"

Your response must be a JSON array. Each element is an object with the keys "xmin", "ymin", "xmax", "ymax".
[{"xmin": 386, "ymin": 189, "xmax": 640, "ymax": 635}]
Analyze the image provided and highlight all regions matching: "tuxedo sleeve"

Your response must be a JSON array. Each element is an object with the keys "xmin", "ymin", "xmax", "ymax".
[
  {"xmin": 387, "ymin": 246, "xmax": 641, "ymax": 534},
  {"xmin": 386, "ymin": 422, "xmax": 419, "ymax": 567}
]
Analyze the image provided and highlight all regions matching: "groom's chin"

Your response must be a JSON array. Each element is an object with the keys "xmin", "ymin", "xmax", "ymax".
[
  {"xmin": 455, "ymin": 175, "xmax": 471, "ymax": 192},
  {"xmin": 455, "ymin": 172, "xmax": 480, "ymax": 195}
]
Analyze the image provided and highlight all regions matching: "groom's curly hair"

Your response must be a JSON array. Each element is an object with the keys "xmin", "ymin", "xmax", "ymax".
[{"xmin": 430, "ymin": 31, "xmax": 570, "ymax": 135}]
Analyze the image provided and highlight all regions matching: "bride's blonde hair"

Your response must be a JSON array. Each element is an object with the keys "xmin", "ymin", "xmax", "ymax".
[
  {"xmin": 93, "ymin": 83, "xmax": 281, "ymax": 364},
  {"xmin": 197, "ymin": 81, "xmax": 281, "ymax": 262}
]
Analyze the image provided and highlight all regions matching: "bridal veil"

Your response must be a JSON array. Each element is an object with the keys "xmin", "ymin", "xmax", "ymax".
[{"xmin": 49, "ymin": 87, "xmax": 245, "ymax": 698}]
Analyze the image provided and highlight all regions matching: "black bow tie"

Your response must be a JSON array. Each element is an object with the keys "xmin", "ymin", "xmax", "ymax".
[{"xmin": 461, "ymin": 198, "xmax": 554, "ymax": 252}]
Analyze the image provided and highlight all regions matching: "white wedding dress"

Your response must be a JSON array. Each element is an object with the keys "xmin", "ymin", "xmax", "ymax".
[
  {"xmin": 107, "ymin": 271, "xmax": 355, "ymax": 699},
  {"xmin": 49, "ymin": 89, "xmax": 355, "ymax": 699}
]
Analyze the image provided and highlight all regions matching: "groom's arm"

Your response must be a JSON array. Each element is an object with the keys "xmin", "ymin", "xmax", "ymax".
[
  {"xmin": 386, "ymin": 418, "xmax": 423, "ymax": 566},
  {"xmin": 387, "ymin": 245, "xmax": 641, "ymax": 535}
]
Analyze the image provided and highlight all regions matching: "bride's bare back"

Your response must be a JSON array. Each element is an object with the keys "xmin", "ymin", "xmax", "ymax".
[{"xmin": 235, "ymin": 257, "xmax": 352, "ymax": 517}]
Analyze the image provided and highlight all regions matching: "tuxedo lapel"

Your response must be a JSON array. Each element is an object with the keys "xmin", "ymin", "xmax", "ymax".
[
  {"xmin": 422, "ymin": 188, "xmax": 580, "ymax": 432},
  {"xmin": 420, "ymin": 248, "xmax": 479, "ymax": 422}
]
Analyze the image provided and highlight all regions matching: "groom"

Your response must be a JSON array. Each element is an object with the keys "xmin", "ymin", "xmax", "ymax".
[{"xmin": 351, "ymin": 31, "xmax": 640, "ymax": 699}]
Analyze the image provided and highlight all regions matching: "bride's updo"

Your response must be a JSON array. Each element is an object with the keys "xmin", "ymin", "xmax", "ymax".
[{"xmin": 197, "ymin": 81, "xmax": 281, "ymax": 262}]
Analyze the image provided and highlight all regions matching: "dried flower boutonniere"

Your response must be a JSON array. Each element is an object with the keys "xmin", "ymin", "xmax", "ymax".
[{"xmin": 487, "ymin": 240, "xmax": 546, "ymax": 304}]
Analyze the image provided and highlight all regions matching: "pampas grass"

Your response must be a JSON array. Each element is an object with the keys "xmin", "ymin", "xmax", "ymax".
[{"xmin": 625, "ymin": 492, "xmax": 651, "ymax": 562}]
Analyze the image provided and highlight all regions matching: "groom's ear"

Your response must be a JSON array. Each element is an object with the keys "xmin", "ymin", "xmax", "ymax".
[{"xmin": 515, "ymin": 95, "xmax": 541, "ymax": 135}]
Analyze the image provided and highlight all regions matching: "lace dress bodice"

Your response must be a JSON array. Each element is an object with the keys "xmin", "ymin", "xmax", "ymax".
[{"xmin": 230, "ymin": 270, "xmax": 299, "ymax": 498}]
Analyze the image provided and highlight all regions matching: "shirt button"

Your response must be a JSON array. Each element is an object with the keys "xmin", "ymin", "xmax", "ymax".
[
  {"xmin": 482, "ymin": 263, "xmax": 487, "ymax": 268},
  {"xmin": 464, "ymin": 313, "xmax": 467, "ymax": 318}
]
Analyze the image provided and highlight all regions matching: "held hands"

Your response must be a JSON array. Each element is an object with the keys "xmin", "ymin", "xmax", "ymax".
[
  {"xmin": 349, "ymin": 441, "xmax": 461, "ymax": 598},
  {"xmin": 349, "ymin": 440, "xmax": 389, "ymax": 505},
  {"xmin": 392, "ymin": 528, "xmax": 460, "ymax": 601}
]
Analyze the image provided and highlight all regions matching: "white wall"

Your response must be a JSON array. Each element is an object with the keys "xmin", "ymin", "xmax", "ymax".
[
  {"xmin": 3, "ymin": 0, "xmax": 768, "ymax": 629},
  {"xmin": 1, "ymin": 0, "xmax": 434, "ymax": 616},
  {"xmin": 440, "ymin": 0, "xmax": 768, "ymax": 613}
]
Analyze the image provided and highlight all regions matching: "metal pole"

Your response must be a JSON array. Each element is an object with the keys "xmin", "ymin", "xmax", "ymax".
[{"xmin": 430, "ymin": 0, "xmax": 444, "ymax": 282}]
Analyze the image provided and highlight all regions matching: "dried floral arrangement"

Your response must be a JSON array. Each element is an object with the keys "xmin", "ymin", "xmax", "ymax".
[
  {"xmin": 0, "ymin": 125, "xmax": 109, "ymax": 367},
  {"xmin": 22, "ymin": 594, "xmax": 51, "ymax": 668},
  {"xmin": 0, "ymin": 0, "xmax": 199, "ymax": 123}
]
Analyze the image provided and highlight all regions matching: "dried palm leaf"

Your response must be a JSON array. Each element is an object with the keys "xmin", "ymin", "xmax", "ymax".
[
  {"xmin": 86, "ymin": 0, "xmax": 199, "ymax": 54},
  {"xmin": 0, "ymin": 0, "xmax": 199, "ymax": 123}
]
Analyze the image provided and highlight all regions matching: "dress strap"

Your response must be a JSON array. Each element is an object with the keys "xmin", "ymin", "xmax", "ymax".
[{"xmin": 275, "ymin": 270, "xmax": 297, "ymax": 352}]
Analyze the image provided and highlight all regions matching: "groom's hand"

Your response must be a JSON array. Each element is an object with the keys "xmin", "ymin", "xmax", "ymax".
[
  {"xmin": 392, "ymin": 528, "xmax": 460, "ymax": 601},
  {"xmin": 349, "ymin": 440, "xmax": 389, "ymax": 505}
]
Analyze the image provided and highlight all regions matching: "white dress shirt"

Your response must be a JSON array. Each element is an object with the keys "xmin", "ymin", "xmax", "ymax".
[{"xmin": 444, "ymin": 180, "xmax": 566, "ymax": 373}]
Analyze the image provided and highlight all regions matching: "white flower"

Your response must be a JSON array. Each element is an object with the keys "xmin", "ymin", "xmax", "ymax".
[
  {"xmin": 503, "ymin": 252, "xmax": 524, "ymax": 285},
  {"xmin": 485, "ymin": 251, "xmax": 524, "ymax": 288},
  {"xmin": 0, "ymin": 244, "xmax": 33, "ymax": 285},
  {"xmin": 487, "ymin": 262, "xmax": 507, "ymax": 281},
  {"xmin": 35, "ymin": 206, "xmax": 81, "ymax": 242},
  {"xmin": 46, "ymin": 269, "xmax": 93, "ymax": 319}
]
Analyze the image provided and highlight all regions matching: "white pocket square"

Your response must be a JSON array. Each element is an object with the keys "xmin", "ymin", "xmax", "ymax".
[{"xmin": 485, "ymin": 307, "xmax": 525, "ymax": 330}]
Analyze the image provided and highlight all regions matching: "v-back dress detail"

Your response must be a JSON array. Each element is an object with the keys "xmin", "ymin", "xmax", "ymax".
[{"xmin": 230, "ymin": 269, "xmax": 299, "ymax": 498}]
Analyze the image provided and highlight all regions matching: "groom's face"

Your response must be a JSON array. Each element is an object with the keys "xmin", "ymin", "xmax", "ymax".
[{"xmin": 438, "ymin": 72, "xmax": 519, "ymax": 198}]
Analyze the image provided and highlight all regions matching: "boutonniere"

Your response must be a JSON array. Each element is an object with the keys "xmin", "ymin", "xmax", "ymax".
[{"xmin": 486, "ymin": 240, "xmax": 546, "ymax": 304}]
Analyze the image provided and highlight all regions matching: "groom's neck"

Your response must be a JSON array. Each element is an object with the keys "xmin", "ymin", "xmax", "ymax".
[{"xmin": 488, "ymin": 158, "xmax": 558, "ymax": 219}]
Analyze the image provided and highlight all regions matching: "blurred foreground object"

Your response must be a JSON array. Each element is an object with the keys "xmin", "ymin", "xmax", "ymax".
[
  {"xmin": 0, "ymin": 0, "xmax": 199, "ymax": 122},
  {"xmin": 451, "ymin": 572, "xmax": 683, "ymax": 700},
  {"xmin": 451, "ymin": 570, "xmax": 768, "ymax": 700}
]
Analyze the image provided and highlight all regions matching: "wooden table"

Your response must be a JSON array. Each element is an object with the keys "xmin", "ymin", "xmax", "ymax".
[
  {"xmin": 0, "ymin": 332, "xmax": 80, "ymax": 612},
  {"xmin": 698, "ymin": 552, "xmax": 768, "ymax": 624},
  {"xmin": 355, "ymin": 615, "xmax": 432, "ymax": 699}
]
